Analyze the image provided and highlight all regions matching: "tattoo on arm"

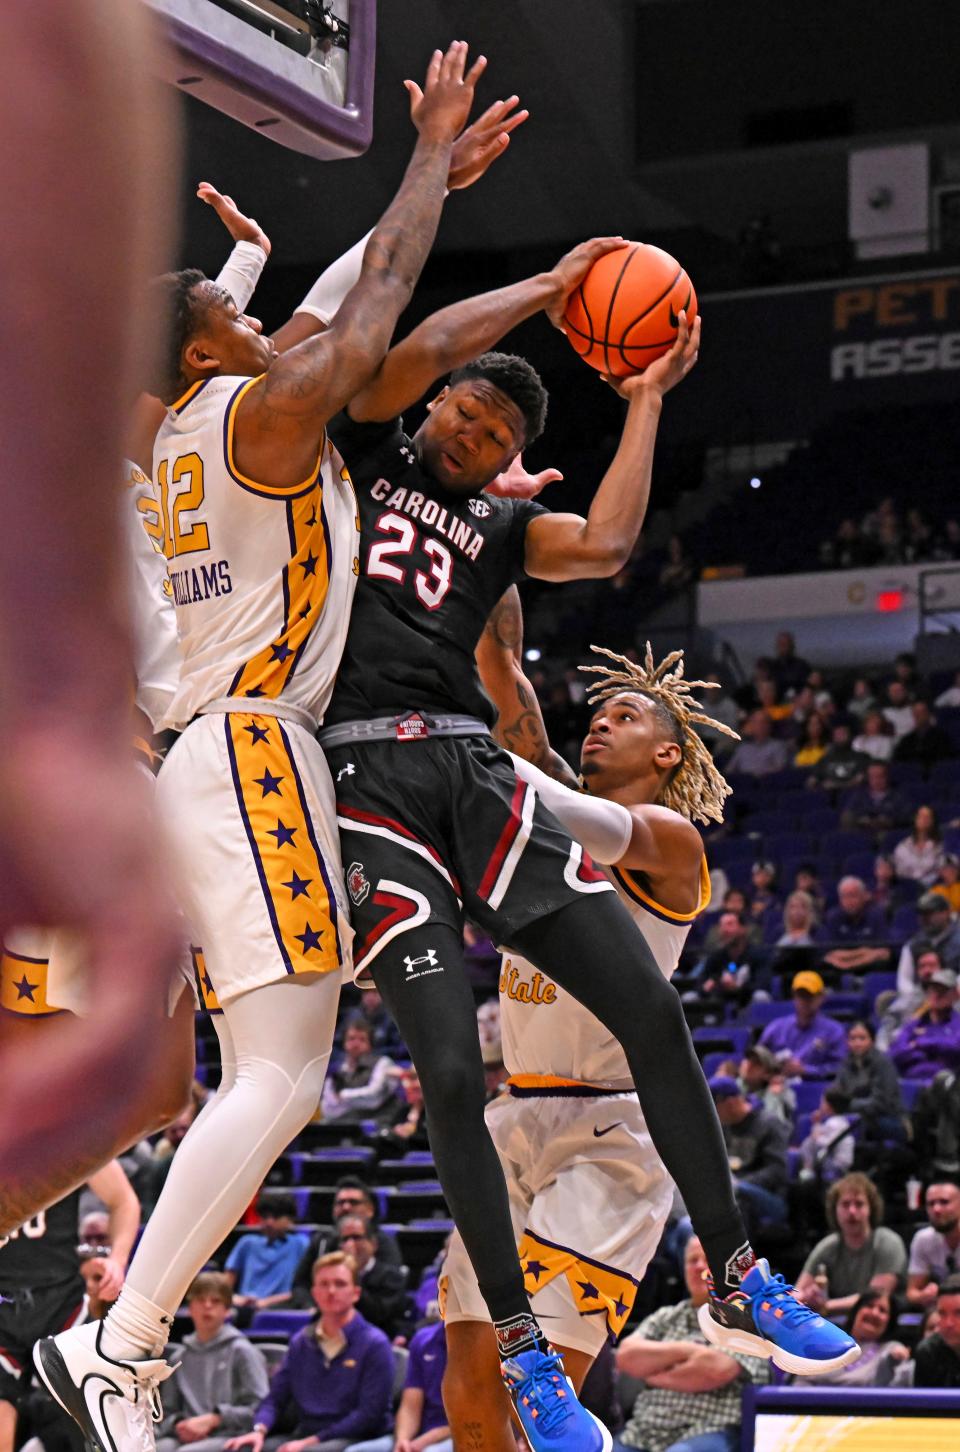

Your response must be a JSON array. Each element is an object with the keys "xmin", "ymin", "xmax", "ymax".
[{"xmin": 486, "ymin": 586, "xmax": 523, "ymax": 660}]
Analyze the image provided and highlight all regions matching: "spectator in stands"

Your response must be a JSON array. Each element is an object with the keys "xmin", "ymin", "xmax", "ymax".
[
  {"xmin": 747, "ymin": 860, "xmax": 781, "ymax": 928},
  {"xmin": 344, "ymin": 1320, "xmax": 450, "ymax": 1452},
  {"xmin": 800, "ymin": 1086, "xmax": 855, "ymax": 1182},
  {"xmin": 870, "ymin": 854, "xmax": 904, "ymax": 920},
  {"xmin": 907, "ymin": 1182, "xmax": 960, "ymax": 1310},
  {"xmin": 852, "ymin": 710, "xmax": 895, "ymax": 763},
  {"xmin": 756, "ymin": 677, "xmax": 794, "ymax": 731},
  {"xmin": 793, "ymin": 712, "xmax": 828, "ymax": 769},
  {"xmin": 226, "ymin": 1253, "xmax": 394, "ymax": 1452},
  {"xmin": 358, "ymin": 989, "xmax": 402, "ymax": 1055},
  {"xmin": 809, "ymin": 721, "xmax": 868, "ymax": 795},
  {"xmin": 707, "ymin": 1076, "xmax": 789, "ymax": 1235},
  {"xmin": 792, "ymin": 1289, "xmax": 909, "ymax": 1386},
  {"xmin": 890, "ymin": 968, "xmax": 960, "ymax": 1080},
  {"xmin": 818, "ymin": 876, "xmax": 892, "ymax": 977},
  {"xmin": 615, "ymin": 1235, "xmax": 770, "ymax": 1452},
  {"xmin": 698, "ymin": 912, "xmax": 765, "ymax": 1014},
  {"xmin": 935, "ymin": 854, "xmax": 960, "ymax": 912},
  {"xmin": 847, "ymin": 677, "xmax": 878, "ymax": 723},
  {"xmin": 913, "ymin": 1069, "xmax": 960, "ymax": 1181},
  {"xmin": 726, "ymin": 710, "xmax": 789, "ymax": 777},
  {"xmin": 139, "ymin": 1086, "xmax": 206, "ymax": 1217},
  {"xmin": 893, "ymin": 805, "xmax": 947, "ymax": 887},
  {"xmin": 894, "ymin": 701, "xmax": 954, "ymax": 771},
  {"xmin": 882, "ymin": 680, "xmax": 915, "ymax": 739},
  {"xmin": 936, "ymin": 671, "xmax": 960, "ymax": 709},
  {"xmin": 773, "ymin": 889, "xmax": 818, "ymax": 948},
  {"xmin": 226, "ymin": 1192, "xmax": 311, "ymax": 1326},
  {"xmin": 291, "ymin": 1183, "xmax": 403, "ymax": 1309},
  {"xmin": 333, "ymin": 1217, "xmax": 409, "ymax": 1340},
  {"xmin": 770, "ymin": 630, "xmax": 810, "ymax": 697},
  {"xmin": 157, "ymin": 1273, "xmax": 269, "ymax": 1452},
  {"xmin": 698, "ymin": 673, "xmax": 741, "ymax": 764},
  {"xmin": 322, "ymin": 1018, "xmax": 396, "ymax": 1126},
  {"xmin": 658, "ymin": 534, "xmax": 696, "ymax": 593},
  {"xmin": 840, "ymin": 761, "xmax": 910, "ymax": 837},
  {"xmin": 700, "ymin": 889, "xmax": 759, "ymax": 952},
  {"xmin": 793, "ymin": 862, "xmax": 826, "ymax": 917},
  {"xmin": 374, "ymin": 1068, "xmax": 429, "ymax": 1155},
  {"xmin": 795, "ymin": 1173, "xmax": 906, "ymax": 1317},
  {"xmin": 830, "ymin": 1021, "xmax": 905, "ymax": 1140},
  {"xmin": 737, "ymin": 1045, "xmax": 796, "ymax": 1125},
  {"xmin": 880, "ymin": 941, "xmax": 954, "ymax": 1050},
  {"xmin": 914, "ymin": 1276, "xmax": 960, "ymax": 1388},
  {"xmin": 759, "ymin": 970, "xmax": 847, "ymax": 1077}
]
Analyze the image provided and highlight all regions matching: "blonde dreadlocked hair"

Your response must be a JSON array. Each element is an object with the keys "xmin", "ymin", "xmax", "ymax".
[{"xmin": 579, "ymin": 643, "xmax": 739, "ymax": 825}]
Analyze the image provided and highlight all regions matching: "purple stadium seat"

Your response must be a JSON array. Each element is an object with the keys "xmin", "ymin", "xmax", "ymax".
[
  {"xmin": 842, "ymin": 850, "xmax": 878, "ymax": 881},
  {"xmin": 900, "ymin": 1080, "xmax": 924, "ymax": 1111},
  {"xmin": 745, "ymin": 1001, "xmax": 789, "ymax": 1028},
  {"xmin": 765, "ymin": 833, "xmax": 815, "ymax": 860},
  {"xmin": 829, "ymin": 831, "xmax": 874, "ymax": 859},
  {"xmin": 793, "ymin": 1081, "xmax": 828, "ymax": 1115},
  {"xmin": 701, "ymin": 1050, "xmax": 736, "ymax": 1078},
  {"xmin": 890, "ymin": 905, "xmax": 919, "ymax": 941},
  {"xmin": 692, "ymin": 1026, "xmax": 751, "ymax": 1056},
  {"xmin": 803, "ymin": 808, "xmax": 840, "ymax": 835},
  {"xmin": 249, "ymin": 1309, "xmax": 313, "ymax": 1335},
  {"xmin": 944, "ymin": 827, "xmax": 960, "ymax": 854},
  {"xmin": 879, "ymin": 828, "xmax": 905, "ymax": 854},
  {"xmin": 707, "ymin": 838, "xmax": 756, "ymax": 866},
  {"xmin": 822, "ymin": 992, "xmax": 867, "ymax": 1019},
  {"xmin": 862, "ymin": 971, "xmax": 897, "ymax": 1010},
  {"xmin": 792, "ymin": 1113, "xmax": 813, "ymax": 1147},
  {"xmin": 748, "ymin": 811, "xmax": 799, "ymax": 836}
]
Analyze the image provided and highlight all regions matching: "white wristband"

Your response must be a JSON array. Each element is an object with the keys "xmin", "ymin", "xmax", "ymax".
[
  {"xmin": 214, "ymin": 240, "xmax": 268, "ymax": 314},
  {"xmin": 294, "ymin": 227, "xmax": 374, "ymax": 326},
  {"xmin": 508, "ymin": 753, "xmax": 633, "ymax": 865}
]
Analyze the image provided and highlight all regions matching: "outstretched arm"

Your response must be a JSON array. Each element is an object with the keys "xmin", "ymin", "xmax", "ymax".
[
  {"xmin": 523, "ymin": 313, "xmax": 701, "ymax": 581},
  {"xmin": 347, "ymin": 236, "xmax": 625, "ymax": 424},
  {"xmin": 477, "ymin": 586, "xmax": 578, "ymax": 784},
  {"xmin": 232, "ymin": 43, "xmax": 485, "ymax": 488}
]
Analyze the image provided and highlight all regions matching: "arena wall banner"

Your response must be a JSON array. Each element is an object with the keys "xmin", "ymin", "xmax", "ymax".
[{"xmin": 660, "ymin": 264, "xmax": 960, "ymax": 446}]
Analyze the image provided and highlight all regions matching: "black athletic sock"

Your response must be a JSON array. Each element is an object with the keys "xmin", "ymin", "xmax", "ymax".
[
  {"xmin": 492, "ymin": 1311, "xmax": 550, "ymax": 1361},
  {"xmin": 511, "ymin": 897, "xmax": 756, "ymax": 1302}
]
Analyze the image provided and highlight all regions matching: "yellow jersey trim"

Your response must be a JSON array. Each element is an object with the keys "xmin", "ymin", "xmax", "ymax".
[
  {"xmin": 614, "ymin": 854, "xmax": 711, "ymax": 923},
  {"xmin": 507, "ymin": 1074, "xmax": 595, "ymax": 1090},
  {"xmin": 169, "ymin": 379, "xmax": 208, "ymax": 414},
  {"xmin": 224, "ymin": 376, "xmax": 325, "ymax": 499},
  {"xmin": 1, "ymin": 949, "xmax": 63, "ymax": 1016}
]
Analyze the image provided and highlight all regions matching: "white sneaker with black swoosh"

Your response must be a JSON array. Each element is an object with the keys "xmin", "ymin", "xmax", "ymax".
[{"xmin": 33, "ymin": 1319, "xmax": 174, "ymax": 1452}]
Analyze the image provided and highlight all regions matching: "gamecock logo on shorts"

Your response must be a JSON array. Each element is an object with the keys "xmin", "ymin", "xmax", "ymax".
[{"xmin": 346, "ymin": 862, "xmax": 371, "ymax": 906}]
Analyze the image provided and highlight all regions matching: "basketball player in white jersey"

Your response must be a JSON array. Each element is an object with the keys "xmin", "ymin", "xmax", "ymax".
[
  {"xmin": 0, "ymin": 190, "xmax": 273, "ymax": 1240},
  {"xmin": 441, "ymin": 630, "xmax": 736, "ymax": 1449},
  {"xmin": 36, "ymin": 44, "xmax": 507, "ymax": 1452}
]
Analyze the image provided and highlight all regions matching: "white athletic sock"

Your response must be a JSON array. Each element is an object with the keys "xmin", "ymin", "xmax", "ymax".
[
  {"xmin": 100, "ymin": 1284, "xmax": 173, "ymax": 1361},
  {"xmin": 98, "ymin": 976, "xmax": 337, "ymax": 1360}
]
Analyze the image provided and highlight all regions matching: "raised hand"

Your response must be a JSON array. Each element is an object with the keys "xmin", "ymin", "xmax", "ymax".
[
  {"xmin": 604, "ymin": 311, "xmax": 701, "ymax": 399},
  {"xmin": 545, "ymin": 236, "xmax": 626, "ymax": 329},
  {"xmin": 486, "ymin": 452, "xmax": 564, "ymax": 500},
  {"xmin": 196, "ymin": 182, "xmax": 271, "ymax": 256},
  {"xmin": 446, "ymin": 94, "xmax": 529, "ymax": 190},
  {"xmin": 404, "ymin": 41, "xmax": 487, "ymax": 144}
]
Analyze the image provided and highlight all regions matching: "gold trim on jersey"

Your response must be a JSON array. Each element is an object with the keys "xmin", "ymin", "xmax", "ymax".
[
  {"xmin": 227, "ymin": 484, "xmax": 331, "ymax": 699},
  {"xmin": 224, "ymin": 714, "xmax": 343, "ymax": 978},
  {"xmin": 169, "ymin": 379, "xmax": 208, "ymax": 414},
  {"xmin": 507, "ymin": 1074, "xmax": 596, "ymax": 1091},
  {"xmin": 224, "ymin": 376, "xmax": 326, "ymax": 499},
  {"xmin": 518, "ymin": 1229, "xmax": 640, "ymax": 1341},
  {"xmin": 0, "ymin": 949, "xmax": 63, "ymax": 1016},
  {"xmin": 612, "ymin": 854, "xmax": 711, "ymax": 924},
  {"xmin": 191, "ymin": 946, "xmax": 221, "ymax": 1014}
]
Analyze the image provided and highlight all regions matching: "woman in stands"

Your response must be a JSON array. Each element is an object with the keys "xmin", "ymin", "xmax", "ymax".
[
  {"xmin": 790, "ymin": 1290, "xmax": 910, "ymax": 1386},
  {"xmin": 893, "ymin": 805, "xmax": 946, "ymax": 888},
  {"xmin": 794, "ymin": 712, "xmax": 829, "ymax": 769},
  {"xmin": 830, "ymin": 1020, "xmax": 905, "ymax": 1142}
]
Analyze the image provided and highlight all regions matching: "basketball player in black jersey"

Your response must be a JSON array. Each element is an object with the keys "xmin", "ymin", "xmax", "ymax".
[
  {"xmin": 0, "ymin": 1163, "xmax": 138, "ymax": 1452},
  {"xmin": 320, "ymin": 276, "xmax": 853, "ymax": 1446}
]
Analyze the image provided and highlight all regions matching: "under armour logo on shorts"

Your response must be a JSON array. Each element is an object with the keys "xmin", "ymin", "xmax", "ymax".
[
  {"xmin": 337, "ymin": 763, "xmax": 356, "ymax": 781},
  {"xmin": 403, "ymin": 949, "xmax": 443, "ymax": 980}
]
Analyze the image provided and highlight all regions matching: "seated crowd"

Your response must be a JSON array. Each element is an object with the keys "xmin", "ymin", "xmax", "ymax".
[{"xmin": 8, "ymin": 640, "xmax": 960, "ymax": 1452}]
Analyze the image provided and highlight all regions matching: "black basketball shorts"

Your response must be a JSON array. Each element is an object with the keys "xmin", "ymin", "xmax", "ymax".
[
  {"xmin": 0, "ymin": 1282, "xmax": 84, "ymax": 1402},
  {"xmin": 328, "ymin": 733, "xmax": 615, "ymax": 980}
]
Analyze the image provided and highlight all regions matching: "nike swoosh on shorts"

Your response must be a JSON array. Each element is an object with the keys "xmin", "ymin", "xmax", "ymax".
[{"xmin": 593, "ymin": 1123, "xmax": 623, "ymax": 1138}]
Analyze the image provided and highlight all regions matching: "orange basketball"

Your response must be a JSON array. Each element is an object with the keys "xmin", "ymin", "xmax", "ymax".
[{"xmin": 562, "ymin": 243, "xmax": 697, "ymax": 378}]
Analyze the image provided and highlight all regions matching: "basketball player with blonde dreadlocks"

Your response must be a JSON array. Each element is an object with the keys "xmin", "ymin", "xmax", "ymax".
[
  {"xmin": 440, "ymin": 617, "xmax": 858, "ymax": 1449},
  {"xmin": 441, "ymin": 635, "xmax": 728, "ymax": 1447}
]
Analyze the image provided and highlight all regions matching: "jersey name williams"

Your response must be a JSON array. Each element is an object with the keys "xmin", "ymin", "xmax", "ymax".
[
  {"xmin": 170, "ymin": 558, "xmax": 233, "ymax": 606},
  {"xmin": 369, "ymin": 479, "xmax": 486, "ymax": 561}
]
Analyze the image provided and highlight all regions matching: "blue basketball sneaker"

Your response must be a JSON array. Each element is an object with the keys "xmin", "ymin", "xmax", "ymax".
[
  {"xmin": 500, "ymin": 1346, "xmax": 611, "ymax": 1452},
  {"xmin": 697, "ymin": 1258, "xmax": 860, "ymax": 1376}
]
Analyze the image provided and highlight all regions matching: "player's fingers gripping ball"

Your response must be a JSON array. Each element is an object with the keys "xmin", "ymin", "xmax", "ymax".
[{"xmin": 563, "ymin": 242, "xmax": 697, "ymax": 378}]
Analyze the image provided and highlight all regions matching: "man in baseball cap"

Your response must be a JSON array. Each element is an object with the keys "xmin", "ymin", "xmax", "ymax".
[
  {"xmin": 739, "ymin": 1044, "xmax": 796, "ymax": 1125},
  {"xmin": 706, "ymin": 1075, "xmax": 790, "ymax": 1236},
  {"xmin": 756, "ymin": 969, "xmax": 846, "ymax": 1078},
  {"xmin": 890, "ymin": 965, "xmax": 960, "ymax": 1080}
]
